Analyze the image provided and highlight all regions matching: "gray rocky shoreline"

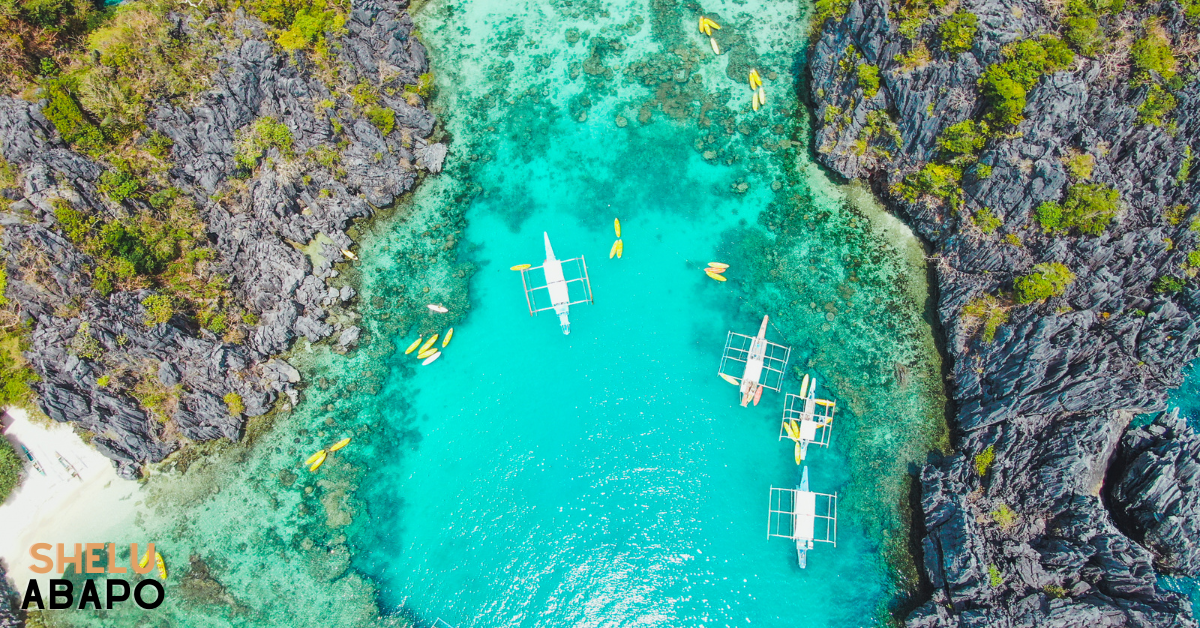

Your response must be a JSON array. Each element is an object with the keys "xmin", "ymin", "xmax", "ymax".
[
  {"xmin": 0, "ymin": 0, "xmax": 445, "ymax": 479},
  {"xmin": 808, "ymin": 0, "xmax": 1200, "ymax": 625}
]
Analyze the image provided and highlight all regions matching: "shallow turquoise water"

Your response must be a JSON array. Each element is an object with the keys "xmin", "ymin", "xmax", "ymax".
[
  {"xmin": 42, "ymin": 0, "xmax": 946, "ymax": 626},
  {"xmin": 346, "ymin": 0, "xmax": 944, "ymax": 625}
]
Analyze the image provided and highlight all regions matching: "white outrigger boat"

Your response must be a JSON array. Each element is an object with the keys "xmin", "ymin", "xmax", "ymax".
[
  {"xmin": 718, "ymin": 315, "xmax": 791, "ymax": 406},
  {"xmin": 768, "ymin": 467, "xmax": 838, "ymax": 568},
  {"xmin": 780, "ymin": 373, "xmax": 837, "ymax": 464},
  {"xmin": 517, "ymin": 232, "xmax": 594, "ymax": 335}
]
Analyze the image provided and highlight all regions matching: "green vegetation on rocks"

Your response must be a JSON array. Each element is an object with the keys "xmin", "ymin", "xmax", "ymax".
[
  {"xmin": 1137, "ymin": 84, "xmax": 1177, "ymax": 127},
  {"xmin": 963, "ymin": 295, "xmax": 1008, "ymax": 342},
  {"xmin": 988, "ymin": 564, "xmax": 1004, "ymax": 587},
  {"xmin": 224, "ymin": 392, "xmax": 245, "ymax": 416},
  {"xmin": 0, "ymin": 323, "xmax": 37, "ymax": 409},
  {"xmin": 939, "ymin": 11, "xmax": 977, "ymax": 54},
  {"xmin": 1015, "ymin": 262, "xmax": 1076, "ymax": 303},
  {"xmin": 893, "ymin": 162, "xmax": 962, "ymax": 209},
  {"xmin": 856, "ymin": 63, "xmax": 880, "ymax": 98},
  {"xmin": 235, "ymin": 117, "xmax": 295, "ymax": 170},
  {"xmin": 972, "ymin": 207, "xmax": 1002, "ymax": 234},
  {"xmin": 1130, "ymin": 23, "xmax": 1177, "ymax": 82},
  {"xmin": 1153, "ymin": 275, "xmax": 1186, "ymax": 293},
  {"xmin": 936, "ymin": 119, "xmax": 987, "ymax": 163},
  {"xmin": 979, "ymin": 36, "xmax": 1074, "ymax": 127},
  {"xmin": 1035, "ymin": 183, "xmax": 1120, "ymax": 235},
  {"xmin": 974, "ymin": 444, "xmax": 995, "ymax": 475},
  {"xmin": 0, "ymin": 438, "xmax": 21, "ymax": 504},
  {"xmin": 141, "ymin": 294, "xmax": 175, "ymax": 325},
  {"xmin": 1062, "ymin": 150, "xmax": 1095, "ymax": 180},
  {"xmin": 991, "ymin": 503, "xmax": 1017, "ymax": 529}
]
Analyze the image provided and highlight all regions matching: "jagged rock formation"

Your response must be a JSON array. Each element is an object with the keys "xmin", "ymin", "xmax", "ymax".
[
  {"xmin": 0, "ymin": 564, "xmax": 19, "ymax": 628},
  {"xmin": 0, "ymin": 0, "xmax": 445, "ymax": 479},
  {"xmin": 1112, "ymin": 409, "xmax": 1200, "ymax": 577},
  {"xmin": 809, "ymin": 0, "xmax": 1200, "ymax": 625}
]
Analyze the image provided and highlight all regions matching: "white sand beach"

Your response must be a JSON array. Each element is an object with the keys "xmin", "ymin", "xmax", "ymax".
[{"xmin": 0, "ymin": 408, "xmax": 141, "ymax": 586}]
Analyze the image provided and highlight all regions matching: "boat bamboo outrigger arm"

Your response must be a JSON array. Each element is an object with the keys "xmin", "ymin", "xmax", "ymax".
[
  {"xmin": 767, "ymin": 467, "xmax": 838, "ymax": 569},
  {"xmin": 518, "ymin": 232, "xmax": 594, "ymax": 335},
  {"xmin": 780, "ymin": 373, "xmax": 837, "ymax": 464},
  {"xmin": 717, "ymin": 315, "xmax": 792, "ymax": 407}
]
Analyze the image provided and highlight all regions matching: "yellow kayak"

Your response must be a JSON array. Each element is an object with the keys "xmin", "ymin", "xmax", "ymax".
[
  {"xmin": 138, "ymin": 549, "xmax": 151, "ymax": 569},
  {"xmin": 795, "ymin": 441, "xmax": 803, "ymax": 464},
  {"xmin": 758, "ymin": 87, "xmax": 766, "ymax": 105},
  {"xmin": 510, "ymin": 264, "xmax": 531, "ymax": 271},
  {"xmin": 309, "ymin": 450, "xmax": 327, "ymax": 472},
  {"xmin": 698, "ymin": 16, "xmax": 709, "ymax": 35},
  {"xmin": 442, "ymin": 328, "xmax": 454, "ymax": 348},
  {"xmin": 329, "ymin": 438, "xmax": 351, "ymax": 452},
  {"xmin": 614, "ymin": 218, "xmax": 622, "ymax": 238},
  {"xmin": 422, "ymin": 351, "xmax": 442, "ymax": 366},
  {"xmin": 610, "ymin": 240, "xmax": 620, "ymax": 259},
  {"xmin": 155, "ymin": 553, "xmax": 167, "ymax": 580},
  {"xmin": 816, "ymin": 399, "xmax": 836, "ymax": 407},
  {"xmin": 704, "ymin": 17, "xmax": 721, "ymax": 30},
  {"xmin": 710, "ymin": 37, "xmax": 720, "ymax": 55},
  {"xmin": 705, "ymin": 271, "xmax": 726, "ymax": 282},
  {"xmin": 420, "ymin": 334, "xmax": 439, "ymax": 352},
  {"xmin": 800, "ymin": 374, "xmax": 810, "ymax": 397},
  {"xmin": 790, "ymin": 419, "xmax": 802, "ymax": 437},
  {"xmin": 404, "ymin": 337, "xmax": 423, "ymax": 355},
  {"xmin": 305, "ymin": 450, "xmax": 326, "ymax": 466},
  {"xmin": 616, "ymin": 240, "xmax": 624, "ymax": 259},
  {"xmin": 783, "ymin": 420, "xmax": 797, "ymax": 440},
  {"xmin": 417, "ymin": 347, "xmax": 438, "ymax": 359},
  {"xmin": 719, "ymin": 373, "xmax": 739, "ymax": 386},
  {"xmin": 752, "ymin": 94, "xmax": 760, "ymax": 112},
  {"xmin": 341, "ymin": 249, "xmax": 358, "ymax": 260},
  {"xmin": 708, "ymin": 262, "xmax": 729, "ymax": 269},
  {"xmin": 749, "ymin": 69, "xmax": 762, "ymax": 89}
]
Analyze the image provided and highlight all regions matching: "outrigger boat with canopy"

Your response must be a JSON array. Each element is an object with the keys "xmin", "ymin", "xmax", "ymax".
[
  {"xmin": 517, "ymin": 232, "xmax": 594, "ymax": 335},
  {"xmin": 718, "ymin": 315, "xmax": 791, "ymax": 406},
  {"xmin": 780, "ymin": 373, "xmax": 837, "ymax": 464},
  {"xmin": 768, "ymin": 467, "xmax": 838, "ymax": 568}
]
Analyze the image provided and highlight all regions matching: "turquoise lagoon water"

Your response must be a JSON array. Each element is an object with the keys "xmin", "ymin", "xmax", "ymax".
[{"xmin": 45, "ymin": 0, "xmax": 947, "ymax": 627}]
